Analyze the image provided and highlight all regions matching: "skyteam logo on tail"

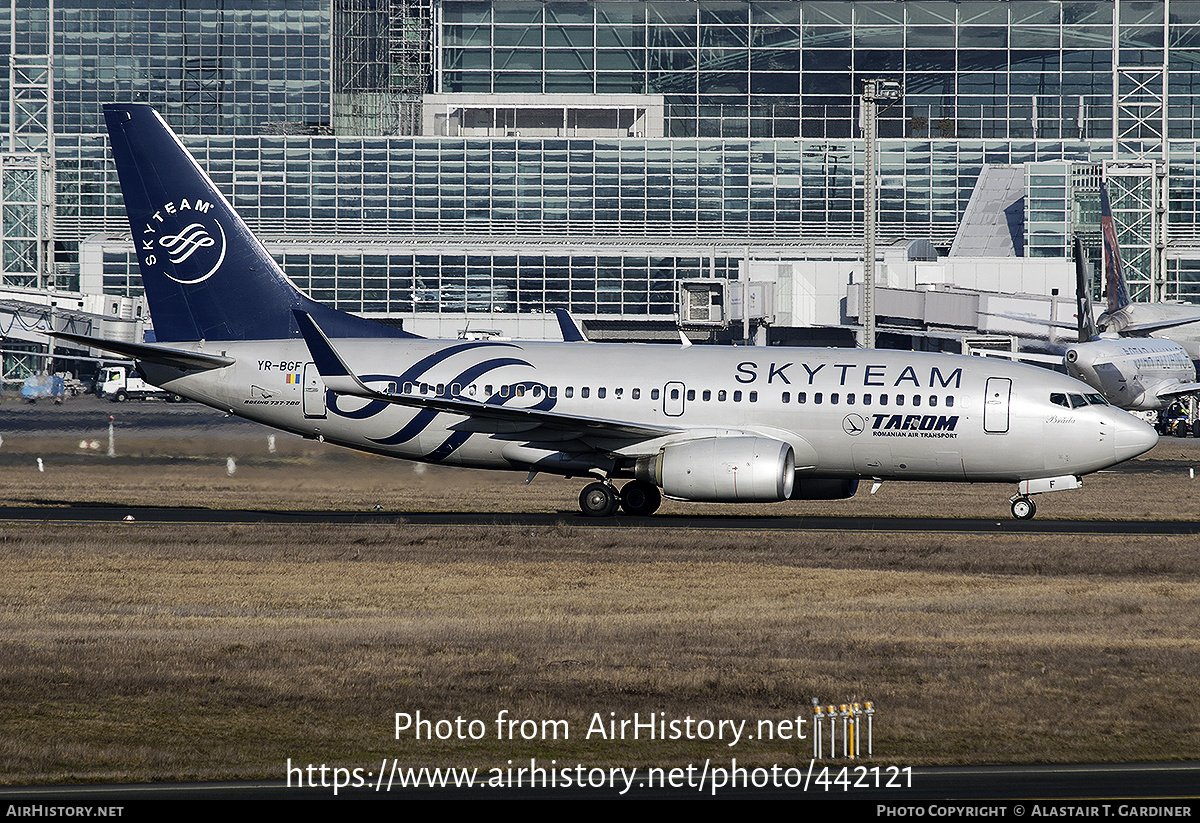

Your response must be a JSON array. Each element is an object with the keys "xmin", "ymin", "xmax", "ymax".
[{"xmin": 138, "ymin": 198, "xmax": 227, "ymax": 285}]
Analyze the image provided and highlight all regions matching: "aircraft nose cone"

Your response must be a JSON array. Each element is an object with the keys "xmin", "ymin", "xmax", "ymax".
[{"xmin": 1112, "ymin": 412, "xmax": 1158, "ymax": 462}]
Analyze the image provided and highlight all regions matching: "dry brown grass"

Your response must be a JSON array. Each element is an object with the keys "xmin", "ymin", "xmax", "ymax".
[{"xmin": 1, "ymin": 520, "xmax": 1198, "ymax": 784}]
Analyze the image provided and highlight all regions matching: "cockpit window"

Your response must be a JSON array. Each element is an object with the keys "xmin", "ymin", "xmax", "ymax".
[
  {"xmin": 1069, "ymin": 394, "xmax": 1088, "ymax": 408},
  {"xmin": 1084, "ymin": 393, "xmax": 1108, "ymax": 405},
  {"xmin": 1050, "ymin": 393, "xmax": 1070, "ymax": 408}
]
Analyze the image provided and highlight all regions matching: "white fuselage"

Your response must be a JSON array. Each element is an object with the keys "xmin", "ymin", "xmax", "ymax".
[
  {"xmin": 141, "ymin": 339, "xmax": 1157, "ymax": 485},
  {"xmin": 1065, "ymin": 338, "xmax": 1197, "ymax": 410}
]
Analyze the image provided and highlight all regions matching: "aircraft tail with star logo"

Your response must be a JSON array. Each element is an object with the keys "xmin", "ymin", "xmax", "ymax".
[{"xmin": 102, "ymin": 103, "xmax": 413, "ymax": 343}]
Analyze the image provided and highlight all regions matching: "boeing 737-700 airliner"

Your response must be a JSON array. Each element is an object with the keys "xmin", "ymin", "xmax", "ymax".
[{"xmin": 55, "ymin": 105, "xmax": 1159, "ymax": 520}]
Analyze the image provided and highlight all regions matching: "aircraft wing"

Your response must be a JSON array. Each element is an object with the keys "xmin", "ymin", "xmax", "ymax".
[
  {"xmin": 1153, "ymin": 382, "xmax": 1200, "ymax": 401},
  {"xmin": 293, "ymin": 310, "xmax": 682, "ymax": 441},
  {"xmin": 985, "ymin": 312, "xmax": 1079, "ymax": 331},
  {"xmin": 1112, "ymin": 315, "xmax": 1200, "ymax": 336},
  {"xmin": 50, "ymin": 330, "xmax": 235, "ymax": 370}
]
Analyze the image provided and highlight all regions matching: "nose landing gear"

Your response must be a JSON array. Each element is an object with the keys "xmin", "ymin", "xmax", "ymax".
[{"xmin": 1010, "ymin": 496, "xmax": 1036, "ymax": 520}]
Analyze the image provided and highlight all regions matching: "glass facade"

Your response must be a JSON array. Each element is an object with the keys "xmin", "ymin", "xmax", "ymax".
[
  {"xmin": 442, "ymin": 1, "xmax": 1123, "ymax": 142},
  {"xmin": 15, "ymin": 0, "xmax": 1200, "ymax": 317},
  {"xmin": 54, "ymin": 0, "xmax": 330, "ymax": 136}
]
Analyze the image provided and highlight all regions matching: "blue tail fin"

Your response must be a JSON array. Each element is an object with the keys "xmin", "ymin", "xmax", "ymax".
[
  {"xmin": 103, "ymin": 103, "xmax": 415, "ymax": 343},
  {"xmin": 1099, "ymin": 182, "xmax": 1132, "ymax": 316}
]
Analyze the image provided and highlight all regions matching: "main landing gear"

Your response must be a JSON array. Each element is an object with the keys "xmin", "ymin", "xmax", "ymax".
[{"xmin": 578, "ymin": 479, "xmax": 662, "ymax": 517}]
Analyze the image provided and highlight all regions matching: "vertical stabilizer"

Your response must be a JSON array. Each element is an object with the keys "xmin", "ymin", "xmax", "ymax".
[
  {"xmin": 103, "ymin": 104, "xmax": 414, "ymax": 342},
  {"xmin": 1099, "ymin": 182, "xmax": 1132, "ymax": 316},
  {"xmin": 1073, "ymin": 237, "xmax": 1098, "ymax": 342}
]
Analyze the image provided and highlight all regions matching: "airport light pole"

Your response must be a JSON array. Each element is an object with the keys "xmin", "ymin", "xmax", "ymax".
[{"xmin": 859, "ymin": 79, "xmax": 902, "ymax": 349}]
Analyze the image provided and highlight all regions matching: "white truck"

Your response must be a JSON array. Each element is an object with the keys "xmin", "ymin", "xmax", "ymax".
[{"xmin": 96, "ymin": 364, "xmax": 179, "ymax": 402}]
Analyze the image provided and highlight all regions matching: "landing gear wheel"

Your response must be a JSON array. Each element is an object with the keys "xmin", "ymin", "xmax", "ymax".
[
  {"xmin": 1011, "ymin": 496, "xmax": 1036, "ymax": 520},
  {"xmin": 579, "ymin": 482, "xmax": 619, "ymax": 517},
  {"xmin": 619, "ymin": 480, "xmax": 661, "ymax": 516}
]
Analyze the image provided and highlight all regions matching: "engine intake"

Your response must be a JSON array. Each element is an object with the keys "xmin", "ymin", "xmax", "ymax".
[{"xmin": 635, "ymin": 436, "xmax": 795, "ymax": 502}]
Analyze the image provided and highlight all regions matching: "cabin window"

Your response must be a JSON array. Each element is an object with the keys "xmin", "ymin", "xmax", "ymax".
[
  {"xmin": 500, "ymin": 385, "xmax": 510, "ymax": 398},
  {"xmin": 895, "ymin": 394, "xmax": 904, "ymax": 406},
  {"xmin": 468, "ymin": 384, "xmax": 477, "ymax": 397},
  {"xmin": 830, "ymin": 392, "xmax": 839, "ymax": 405},
  {"xmin": 420, "ymin": 382, "xmax": 431, "ymax": 395},
  {"xmin": 651, "ymin": 389, "xmax": 660, "ymax": 400},
  {"xmin": 516, "ymin": 385, "xmax": 525, "ymax": 397},
  {"xmin": 878, "ymin": 394, "xmax": 887, "ymax": 406},
  {"xmin": 781, "ymin": 392, "xmax": 790, "ymax": 403},
  {"xmin": 581, "ymin": 387, "xmax": 590, "ymax": 398},
  {"xmin": 863, "ymin": 393, "xmax": 871, "ymax": 405},
  {"xmin": 945, "ymin": 396, "xmax": 954, "ymax": 408},
  {"xmin": 485, "ymin": 384, "xmax": 493, "ymax": 396},
  {"xmin": 615, "ymin": 387, "xmax": 623, "ymax": 399},
  {"xmin": 686, "ymin": 389, "xmax": 695, "ymax": 401},
  {"xmin": 548, "ymin": 386, "xmax": 557, "ymax": 398},
  {"xmin": 632, "ymin": 388, "xmax": 640, "ymax": 400},
  {"xmin": 814, "ymin": 392, "xmax": 823, "ymax": 404},
  {"xmin": 928, "ymin": 395, "xmax": 937, "ymax": 407},
  {"xmin": 718, "ymin": 390, "xmax": 727, "ymax": 401},
  {"xmin": 912, "ymin": 395, "xmax": 920, "ymax": 407},
  {"xmin": 703, "ymin": 390, "xmax": 711, "ymax": 401},
  {"xmin": 403, "ymin": 381, "xmax": 414, "ymax": 394},
  {"xmin": 846, "ymin": 393, "xmax": 855, "ymax": 404},
  {"xmin": 797, "ymin": 392, "xmax": 806, "ymax": 404},
  {"xmin": 565, "ymin": 386, "xmax": 574, "ymax": 398},
  {"xmin": 670, "ymin": 388, "xmax": 680, "ymax": 400},
  {"xmin": 597, "ymin": 387, "xmax": 606, "ymax": 399},
  {"xmin": 532, "ymin": 386, "xmax": 542, "ymax": 398},
  {"xmin": 733, "ymin": 390, "xmax": 743, "ymax": 402},
  {"xmin": 749, "ymin": 391, "xmax": 758, "ymax": 402}
]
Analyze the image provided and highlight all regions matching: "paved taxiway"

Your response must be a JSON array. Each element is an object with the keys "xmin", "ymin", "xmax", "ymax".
[{"xmin": 2, "ymin": 505, "xmax": 1200, "ymax": 535}]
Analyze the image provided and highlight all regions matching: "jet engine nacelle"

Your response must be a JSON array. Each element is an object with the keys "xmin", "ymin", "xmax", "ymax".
[
  {"xmin": 635, "ymin": 436, "xmax": 795, "ymax": 502},
  {"xmin": 789, "ymin": 478, "xmax": 859, "ymax": 500}
]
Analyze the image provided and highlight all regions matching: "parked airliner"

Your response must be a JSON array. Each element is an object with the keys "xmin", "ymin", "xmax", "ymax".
[
  {"xmin": 1064, "ymin": 238, "xmax": 1200, "ymax": 411},
  {"xmin": 57, "ymin": 104, "xmax": 1159, "ymax": 520},
  {"xmin": 1094, "ymin": 183, "xmax": 1200, "ymax": 354}
]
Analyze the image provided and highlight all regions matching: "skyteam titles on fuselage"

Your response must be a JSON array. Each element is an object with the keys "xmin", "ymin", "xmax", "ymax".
[{"xmin": 733, "ymin": 360, "xmax": 962, "ymax": 389}]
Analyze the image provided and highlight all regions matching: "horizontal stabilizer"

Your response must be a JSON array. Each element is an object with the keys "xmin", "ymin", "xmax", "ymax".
[
  {"xmin": 1111, "ymin": 315, "xmax": 1200, "ymax": 336},
  {"xmin": 50, "ymin": 330, "xmax": 235, "ymax": 370}
]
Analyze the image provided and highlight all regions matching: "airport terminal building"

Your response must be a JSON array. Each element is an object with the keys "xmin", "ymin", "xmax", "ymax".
[{"xmin": 2, "ymin": 0, "xmax": 1199, "ymax": 376}]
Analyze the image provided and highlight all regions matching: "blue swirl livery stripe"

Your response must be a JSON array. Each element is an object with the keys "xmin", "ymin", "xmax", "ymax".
[
  {"xmin": 367, "ymin": 357, "xmax": 533, "ymax": 447},
  {"xmin": 422, "ymin": 382, "xmax": 557, "ymax": 462},
  {"xmin": 330, "ymin": 345, "xmax": 526, "ymax": 422},
  {"xmin": 396, "ymin": 342, "xmax": 519, "ymax": 386},
  {"xmin": 369, "ymin": 409, "xmax": 441, "ymax": 447}
]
